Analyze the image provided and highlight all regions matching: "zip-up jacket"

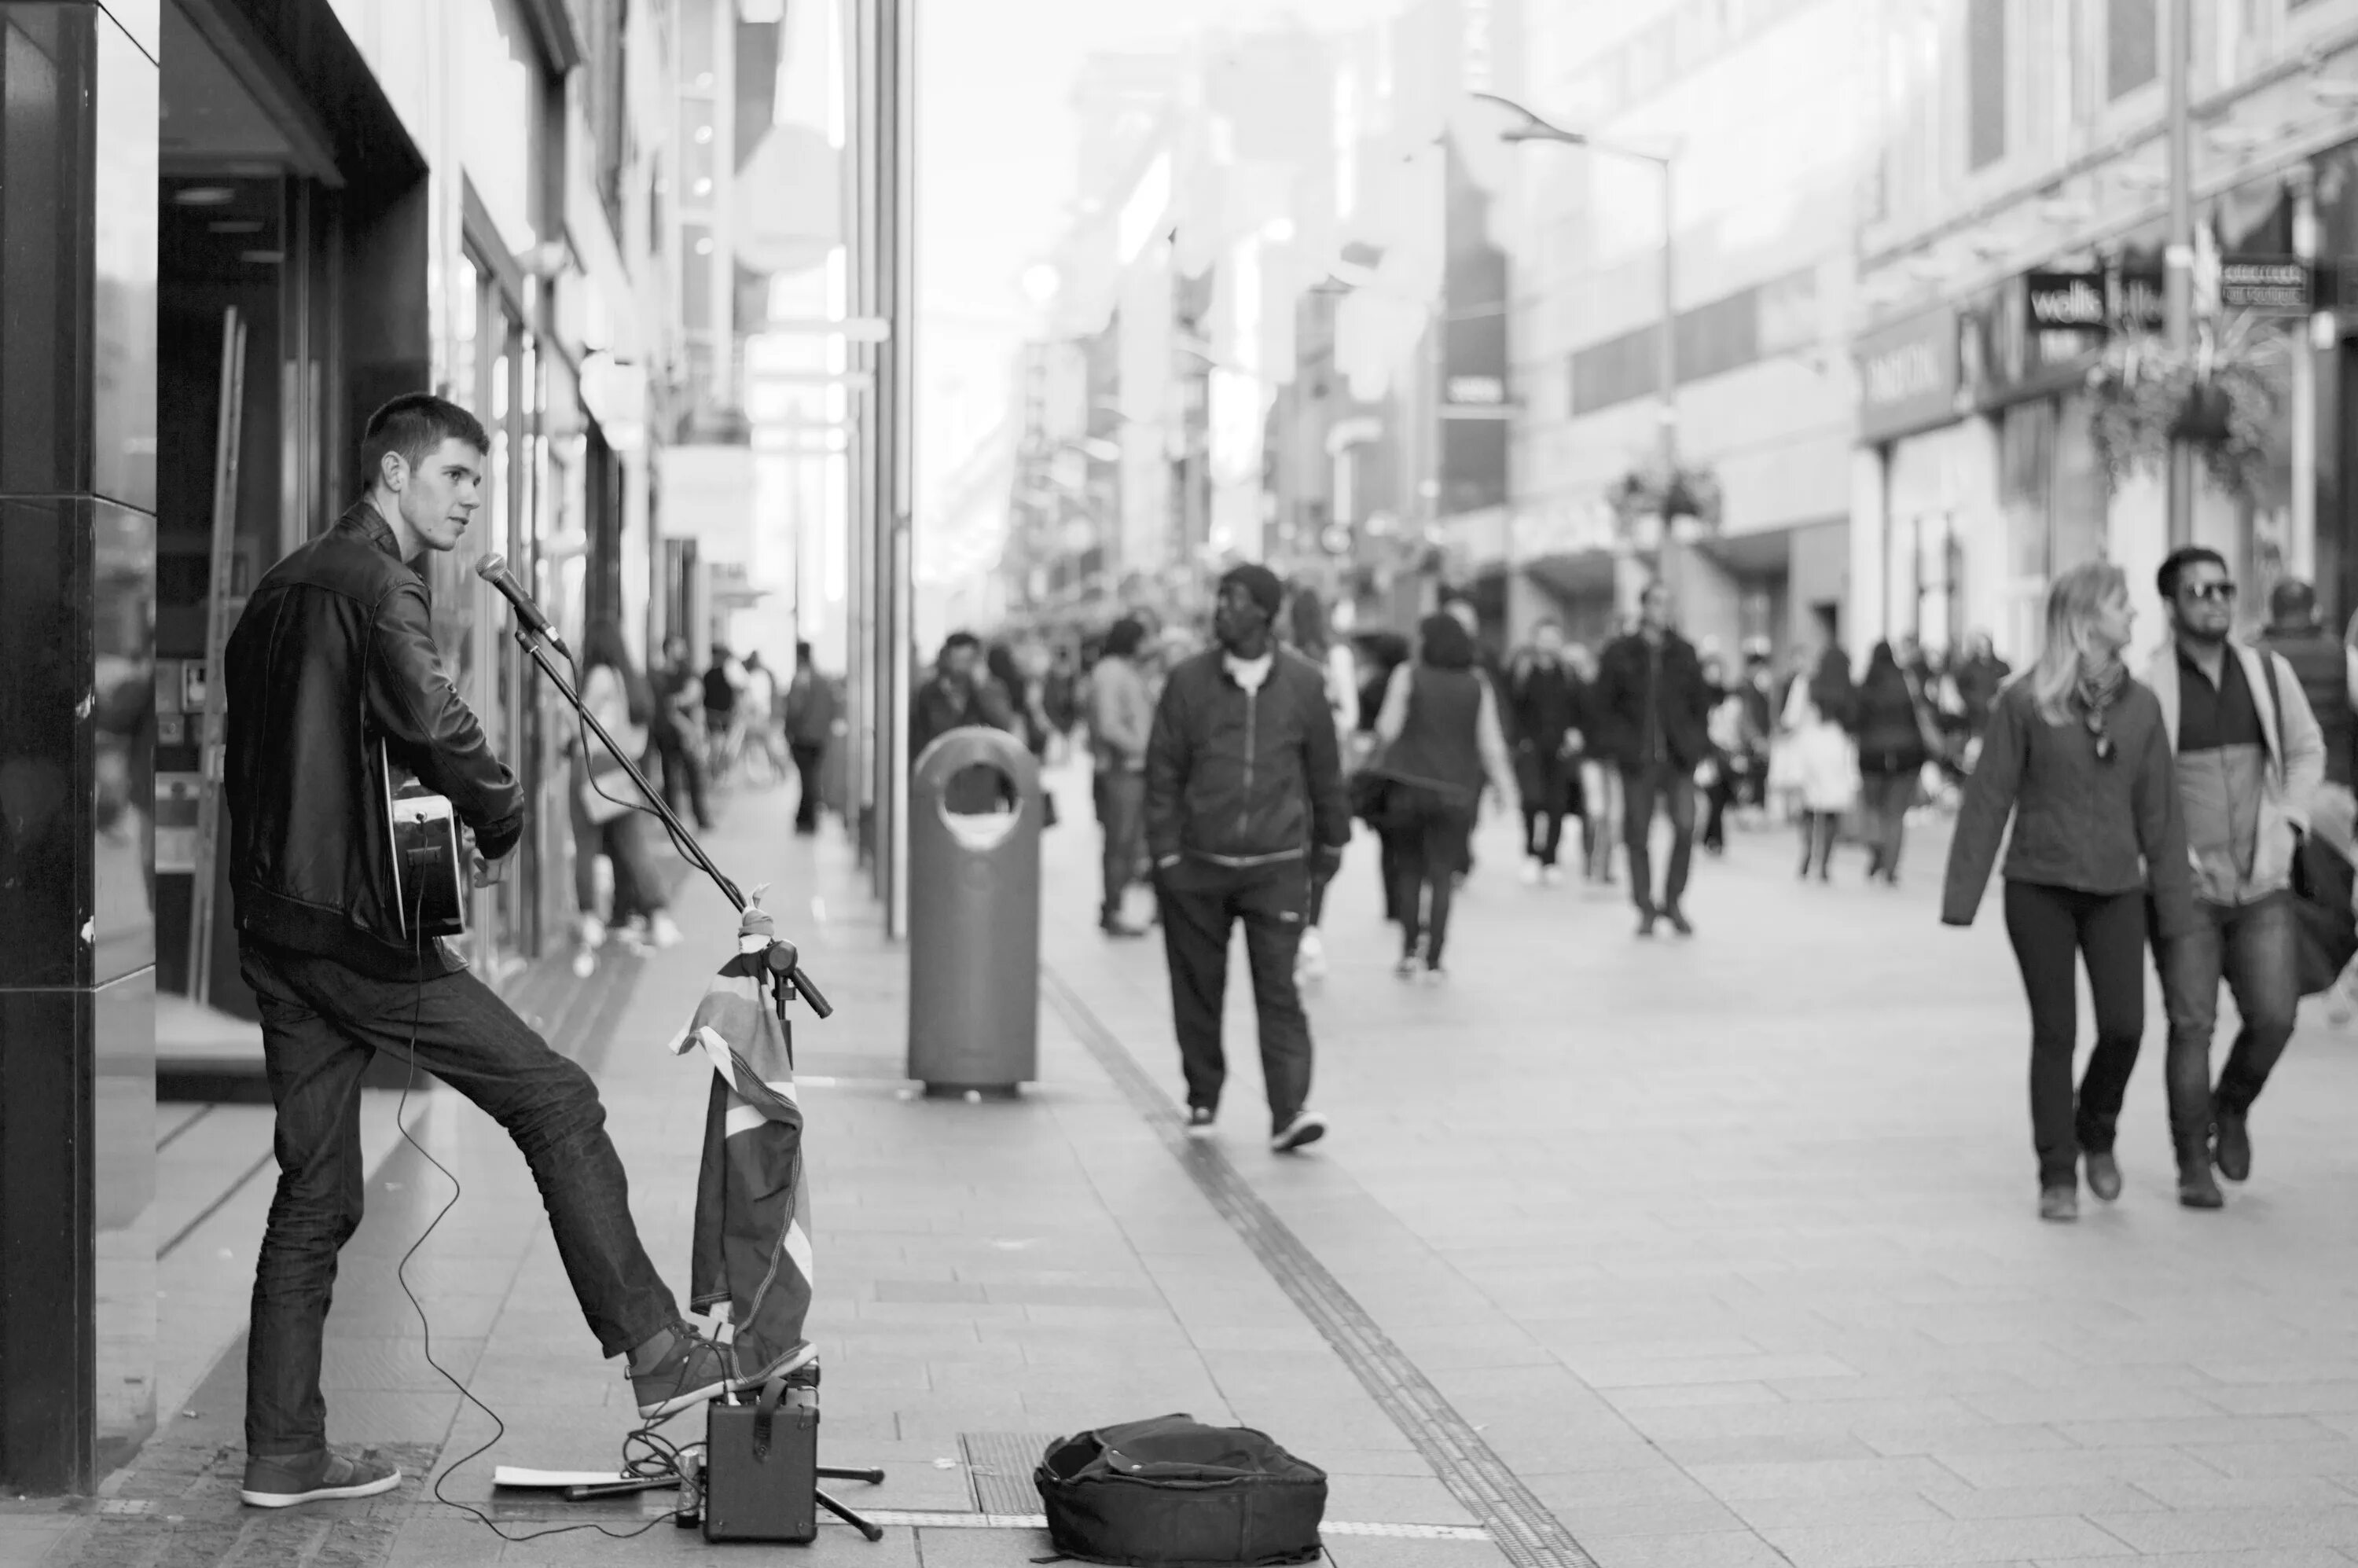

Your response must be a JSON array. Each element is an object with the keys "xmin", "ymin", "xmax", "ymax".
[{"xmin": 1145, "ymin": 648, "xmax": 1350, "ymax": 868}]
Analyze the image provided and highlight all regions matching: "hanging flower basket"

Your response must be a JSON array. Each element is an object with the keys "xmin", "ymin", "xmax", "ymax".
[
  {"xmin": 2085, "ymin": 314, "xmax": 2291, "ymax": 509},
  {"xmin": 1607, "ymin": 459, "xmax": 1722, "ymax": 534}
]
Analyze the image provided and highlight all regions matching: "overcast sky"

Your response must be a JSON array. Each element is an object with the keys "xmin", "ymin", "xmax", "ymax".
[{"xmin": 913, "ymin": 0, "xmax": 1402, "ymax": 516}]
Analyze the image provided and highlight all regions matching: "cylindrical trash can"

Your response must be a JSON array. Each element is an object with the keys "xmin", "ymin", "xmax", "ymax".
[{"xmin": 907, "ymin": 728, "xmax": 1041, "ymax": 1094}]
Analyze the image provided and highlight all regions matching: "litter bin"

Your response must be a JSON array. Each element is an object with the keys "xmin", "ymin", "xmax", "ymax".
[{"xmin": 907, "ymin": 727, "xmax": 1041, "ymax": 1095}]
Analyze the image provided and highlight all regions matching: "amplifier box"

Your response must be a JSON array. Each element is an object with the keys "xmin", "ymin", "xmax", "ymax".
[{"xmin": 702, "ymin": 1385, "xmax": 818, "ymax": 1544}]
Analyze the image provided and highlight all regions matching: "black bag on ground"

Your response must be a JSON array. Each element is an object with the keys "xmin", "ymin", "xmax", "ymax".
[{"xmin": 1034, "ymin": 1414, "xmax": 1327, "ymax": 1567}]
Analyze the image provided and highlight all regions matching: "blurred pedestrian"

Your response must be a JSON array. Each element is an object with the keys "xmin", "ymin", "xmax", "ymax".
[
  {"xmin": 1371, "ymin": 612, "xmax": 1520, "ymax": 980},
  {"xmin": 1590, "ymin": 581, "xmax": 1715, "ymax": 936},
  {"xmin": 1045, "ymin": 642, "xmax": 1082, "ymax": 756},
  {"xmin": 1508, "ymin": 620, "xmax": 1580, "ymax": 883},
  {"xmin": 1568, "ymin": 642, "xmax": 1618, "ymax": 885},
  {"xmin": 910, "ymin": 631, "xmax": 1013, "ymax": 815},
  {"xmin": 990, "ymin": 640, "xmax": 1058, "ymax": 828},
  {"xmin": 1952, "ymin": 630, "xmax": 2011, "ymax": 770},
  {"xmin": 1854, "ymin": 641, "xmax": 1930, "ymax": 885},
  {"xmin": 1353, "ymin": 630, "xmax": 1414, "ymax": 920},
  {"xmin": 738, "ymin": 650, "xmax": 787, "ymax": 782},
  {"xmin": 782, "ymin": 641, "xmax": 839, "ymax": 835},
  {"xmin": 2261, "ymin": 578, "xmax": 2349, "ymax": 789},
  {"xmin": 655, "ymin": 635, "xmax": 713, "ymax": 831},
  {"xmin": 1286, "ymin": 587, "xmax": 1359, "ymax": 982},
  {"xmin": 1701, "ymin": 655, "xmax": 1760, "ymax": 854},
  {"xmin": 1943, "ymin": 560, "xmax": 2195, "ymax": 1223},
  {"xmin": 1784, "ymin": 646, "xmax": 1858, "ymax": 880},
  {"xmin": 1146, "ymin": 564, "xmax": 1349, "ymax": 1152},
  {"xmin": 1090, "ymin": 617, "xmax": 1154, "ymax": 938},
  {"xmin": 2150, "ymin": 548, "xmax": 2324, "ymax": 1210},
  {"xmin": 568, "ymin": 619, "xmax": 679, "ymax": 974},
  {"xmin": 703, "ymin": 643, "xmax": 744, "ymax": 761}
]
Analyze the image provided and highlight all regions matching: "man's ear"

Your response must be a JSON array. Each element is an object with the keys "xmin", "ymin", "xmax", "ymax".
[{"xmin": 379, "ymin": 449, "xmax": 409, "ymax": 493}]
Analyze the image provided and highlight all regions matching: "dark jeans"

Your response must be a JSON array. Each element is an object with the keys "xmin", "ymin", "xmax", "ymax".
[
  {"xmin": 1519, "ymin": 751, "xmax": 1566, "ymax": 865},
  {"xmin": 2001, "ymin": 882, "xmax": 2148, "ymax": 1188},
  {"xmin": 2158, "ymin": 891, "xmax": 2299, "ymax": 1150},
  {"xmin": 1860, "ymin": 769, "xmax": 1915, "ymax": 876},
  {"xmin": 571, "ymin": 808, "xmax": 666, "ymax": 923},
  {"xmin": 656, "ymin": 729, "xmax": 711, "ymax": 828},
  {"xmin": 790, "ymin": 741, "xmax": 826, "ymax": 832},
  {"xmin": 1156, "ymin": 859, "xmax": 1314, "ymax": 1133},
  {"xmin": 1094, "ymin": 769, "xmax": 1145, "ymax": 920},
  {"xmin": 1385, "ymin": 785, "xmax": 1476, "ymax": 964},
  {"xmin": 1620, "ymin": 760, "xmax": 1697, "ymax": 913},
  {"xmin": 239, "ymin": 940, "xmax": 676, "ymax": 1458}
]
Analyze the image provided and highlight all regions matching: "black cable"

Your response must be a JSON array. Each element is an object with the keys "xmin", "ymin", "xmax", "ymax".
[{"xmin": 387, "ymin": 821, "xmax": 693, "ymax": 1541}]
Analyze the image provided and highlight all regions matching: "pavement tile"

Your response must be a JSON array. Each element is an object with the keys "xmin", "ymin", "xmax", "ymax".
[
  {"xmin": 2085, "ymin": 1506, "xmax": 2358, "ymax": 1553},
  {"xmin": 1580, "ymin": 1529, "xmax": 1799, "ymax": 1568},
  {"xmin": 1684, "ymin": 1456, "xmax": 1963, "ymax": 1500},
  {"xmin": 1757, "ymin": 1515, "xmax": 2136, "ymax": 1566},
  {"xmin": 1919, "ymin": 1482, "xmax": 2164, "ymax": 1518},
  {"xmin": 1725, "ymin": 1493, "xmax": 1953, "ymax": 1529}
]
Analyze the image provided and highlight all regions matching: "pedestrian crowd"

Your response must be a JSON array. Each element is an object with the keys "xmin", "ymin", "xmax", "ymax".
[{"xmin": 893, "ymin": 552, "xmax": 2358, "ymax": 1223}]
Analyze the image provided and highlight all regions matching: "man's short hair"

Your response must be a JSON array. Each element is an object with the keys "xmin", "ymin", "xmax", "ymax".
[
  {"xmin": 358, "ymin": 394, "xmax": 490, "ymax": 492},
  {"xmin": 2157, "ymin": 545, "xmax": 2229, "ymax": 601},
  {"xmin": 795, "ymin": 640, "xmax": 814, "ymax": 663},
  {"xmin": 941, "ymin": 631, "xmax": 981, "ymax": 659},
  {"xmin": 2271, "ymin": 578, "xmax": 2319, "ymax": 625}
]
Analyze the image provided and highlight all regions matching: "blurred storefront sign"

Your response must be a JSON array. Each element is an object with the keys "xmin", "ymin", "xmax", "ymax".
[{"xmin": 1856, "ymin": 307, "xmax": 1962, "ymax": 445}]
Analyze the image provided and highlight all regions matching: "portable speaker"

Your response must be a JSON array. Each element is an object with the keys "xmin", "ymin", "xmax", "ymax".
[{"xmin": 702, "ymin": 1379, "xmax": 818, "ymax": 1543}]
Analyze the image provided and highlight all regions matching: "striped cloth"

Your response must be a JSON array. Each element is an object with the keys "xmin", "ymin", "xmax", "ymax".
[{"xmin": 665, "ymin": 902, "xmax": 815, "ymax": 1386}]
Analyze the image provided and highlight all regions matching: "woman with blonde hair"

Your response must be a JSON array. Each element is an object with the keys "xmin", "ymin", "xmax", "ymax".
[{"xmin": 1941, "ymin": 561, "xmax": 2197, "ymax": 1222}]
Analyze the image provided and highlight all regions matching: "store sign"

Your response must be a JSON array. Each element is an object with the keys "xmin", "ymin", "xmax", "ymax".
[
  {"xmin": 2219, "ymin": 256, "xmax": 2311, "ymax": 314},
  {"xmin": 1857, "ymin": 307, "xmax": 1961, "ymax": 444}
]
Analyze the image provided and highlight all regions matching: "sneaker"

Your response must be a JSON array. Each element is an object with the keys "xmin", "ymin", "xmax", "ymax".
[
  {"xmin": 1519, "ymin": 857, "xmax": 1541, "ymax": 887},
  {"xmin": 2212, "ymin": 1103, "xmax": 2251, "ymax": 1183},
  {"xmin": 1662, "ymin": 906, "xmax": 1694, "ymax": 938},
  {"xmin": 649, "ymin": 911, "xmax": 684, "ymax": 949},
  {"xmin": 1100, "ymin": 915, "xmax": 1148, "ymax": 939},
  {"xmin": 2179, "ymin": 1163, "xmax": 2225, "ymax": 1209},
  {"xmin": 578, "ymin": 912, "xmax": 608, "ymax": 949},
  {"xmin": 1394, "ymin": 953, "xmax": 1420, "ymax": 978},
  {"xmin": 1420, "ymin": 963, "xmax": 1446, "ymax": 986},
  {"xmin": 1271, "ymin": 1111, "xmax": 1328, "ymax": 1154},
  {"xmin": 630, "ymin": 1320, "xmax": 748, "ymax": 1419},
  {"xmin": 1541, "ymin": 864, "xmax": 1565, "ymax": 887},
  {"xmin": 1185, "ymin": 1106, "xmax": 1217, "ymax": 1140},
  {"xmin": 2038, "ymin": 1184, "xmax": 2079, "ymax": 1223},
  {"xmin": 241, "ymin": 1447, "xmax": 402, "ymax": 1509},
  {"xmin": 571, "ymin": 946, "xmax": 597, "ymax": 979},
  {"xmin": 1295, "ymin": 928, "xmax": 1327, "ymax": 982},
  {"xmin": 2084, "ymin": 1150, "xmax": 2122, "ymax": 1202}
]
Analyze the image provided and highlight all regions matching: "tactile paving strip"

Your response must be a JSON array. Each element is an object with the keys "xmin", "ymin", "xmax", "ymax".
[{"xmin": 958, "ymin": 1430, "xmax": 1049, "ymax": 1516}]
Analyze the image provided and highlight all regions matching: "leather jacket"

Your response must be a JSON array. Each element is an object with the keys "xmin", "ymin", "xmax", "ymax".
[{"xmin": 224, "ymin": 502, "xmax": 523, "ymax": 977}]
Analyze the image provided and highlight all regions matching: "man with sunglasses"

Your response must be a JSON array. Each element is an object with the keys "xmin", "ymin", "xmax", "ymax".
[{"xmin": 2145, "ymin": 546, "xmax": 2324, "ymax": 1209}]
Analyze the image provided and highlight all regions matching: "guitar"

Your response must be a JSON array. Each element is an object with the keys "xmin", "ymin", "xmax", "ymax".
[{"xmin": 380, "ymin": 740, "xmax": 472, "ymax": 941}]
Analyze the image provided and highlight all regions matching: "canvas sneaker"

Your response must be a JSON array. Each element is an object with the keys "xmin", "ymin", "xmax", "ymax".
[
  {"xmin": 241, "ymin": 1448, "xmax": 402, "ymax": 1509},
  {"xmin": 1271, "ymin": 1111, "xmax": 1328, "ymax": 1154}
]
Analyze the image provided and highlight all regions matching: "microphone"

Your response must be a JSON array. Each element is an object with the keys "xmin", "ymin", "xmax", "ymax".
[{"xmin": 474, "ymin": 554, "xmax": 571, "ymax": 659}]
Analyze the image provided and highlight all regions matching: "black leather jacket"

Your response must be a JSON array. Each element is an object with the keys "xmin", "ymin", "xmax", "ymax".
[{"xmin": 224, "ymin": 503, "xmax": 523, "ymax": 977}]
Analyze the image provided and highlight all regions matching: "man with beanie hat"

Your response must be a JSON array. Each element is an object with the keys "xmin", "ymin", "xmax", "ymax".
[{"xmin": 1145, "ymin": 564, "xmax": 1351, "ymax": 1151}]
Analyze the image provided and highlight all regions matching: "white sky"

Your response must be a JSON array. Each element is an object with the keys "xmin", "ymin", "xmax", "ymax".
[{"xmin": 913, "ymin": 0, "xmax": 1402, "ymax": 516}]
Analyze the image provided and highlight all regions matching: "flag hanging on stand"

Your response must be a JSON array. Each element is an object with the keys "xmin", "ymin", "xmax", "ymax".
[{"xmin": 666, "ymin": 902, "xmax": 816, "ymax": 1386}]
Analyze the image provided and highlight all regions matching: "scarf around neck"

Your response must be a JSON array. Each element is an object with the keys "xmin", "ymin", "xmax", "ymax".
[{"xmin": 2075, "ymin": 655, "xmax": 2126, "ymax": 717}]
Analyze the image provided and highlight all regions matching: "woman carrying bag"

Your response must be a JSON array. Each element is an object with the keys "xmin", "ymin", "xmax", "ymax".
[
  {"xmin": 1941, "ymin": 562, "xmax": 2198, "ymax": 1223},
  {"xmin": 1784, "ymin": 646, "xmax": 1860, "ymax": 881},
  {"xmin": 570, "ymin": 619, "xmax": 681, "ymax": 974},
  {"xmin": 1370, "ymin": 614, "xmax": 1520, "ymax": 981},
  {"xmin": 1853, "ymin": 641, "xmax": 1930, "ymax": 884}
]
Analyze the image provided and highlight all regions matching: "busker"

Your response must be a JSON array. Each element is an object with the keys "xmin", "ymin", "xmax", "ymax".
[
  {"xmin": 1589, "ymin": 580, "xmax": 1716, "ymax": 935},
  {"xmin": 1145, "ymin": 564, "xmax": 1350, "ymax": 1151},
  {"xmin": 2146, "ymin": 546, "xmax": 2324, "ymax": 1209},
  {"xmin": 1941, "ymin": 561, "xmax": 2198, "ymax": 1223},
  {"xmin": 222, "ymin": 395, "xmax": 744, "ymax": 1509}
]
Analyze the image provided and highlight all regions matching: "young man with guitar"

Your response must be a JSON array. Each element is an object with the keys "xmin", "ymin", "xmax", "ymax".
[{"xmin": 222, "ymin": 395, "xmax": 746, "ymax": 1509}]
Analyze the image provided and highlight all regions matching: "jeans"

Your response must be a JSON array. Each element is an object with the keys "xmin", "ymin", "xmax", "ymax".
[
  {"xmin": 1385, "ymin": 785, "xmax": 1477, "ymax": 964},
  {"xmin": 1094, "ymin": 769, "xmax": 1145, "ymax": 920},
  {"xmin": 1860, "ymin": 769, "xmax": 1915, "ymax": 876},
  {"xmin": 790, "ymin": 741, "xmax": 826, "ymax": 832},
  {"xmin": 1519, "ymin": 751, "xmax": 1566, "ymax": 865},
  {"xmin": 1578, "ymin": 760, "xmax": 1621, "ymax": 880},
  {"xmin": 656, "ymin": 729, "xmax": 711, "ymax": 828},
  {"xmin": 2158, "ymin": 891, "xmax": 2299, "ymax": 1151},
  {"xmin": 1620, "ymin": 759, "xmax": 1697, "ymax": 913},
  {"xmin": 239, "ymin": 940, "xmax": 676, "ymax": 1457},
  {"xmin": 1155, "ymin": 859, "xmax": 1315, "ymax": 1132},
  {"xmin": 2001, "ymin": 882, "xmax": 2148, "ymax": 1188}
]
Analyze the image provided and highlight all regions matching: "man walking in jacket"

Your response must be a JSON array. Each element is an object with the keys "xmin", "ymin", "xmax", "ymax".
[
  {"xmin": 1090, "ymin": 616, "xmax": 1155, "ymax": 936},
  {"xmin": 2148, "ymin": 546, "xmax": 2325, "ymax": 1209},
  {"xmin": 782, "ymin": 641, "xmax": 841, "ymax": 834},
  {"xmin": 1147, "ymin": 565, "xmax": 1350, "ymax": 1151},
  {"xmin": 1590, "ymin": 580, "xmax": 1715, "ymax": 936},
  {"xmin": 222, "ymin": 395, "xmax": 744, "ymax": 1509}
]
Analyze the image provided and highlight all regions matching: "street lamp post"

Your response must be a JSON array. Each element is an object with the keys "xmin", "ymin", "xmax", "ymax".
[
  {"xmin": 1475, "ymin": 92, "xmax": 1679, "ymax": 607},
  {"xmin": 2164, "ymin": 0, "xmax": 2195, "ymax": 550}
]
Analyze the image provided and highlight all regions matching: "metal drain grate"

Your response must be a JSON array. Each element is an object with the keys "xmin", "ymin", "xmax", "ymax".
[{"xmin": 959, "ymin": 1431, "xmax": 1051, "ymax": 1515}]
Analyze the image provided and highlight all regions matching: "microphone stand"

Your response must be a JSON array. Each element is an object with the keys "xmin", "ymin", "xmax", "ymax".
[
  {"xmin": 510, "ymin": 625, "xmax": 884, "ymax": 1540},
  {"xmin": 508, "ymin": 625, "xmax": 832, "ymax": 1024}
]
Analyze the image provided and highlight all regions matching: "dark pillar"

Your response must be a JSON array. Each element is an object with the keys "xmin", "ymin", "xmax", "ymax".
[{"xmin": 0, "ymin": 2, "xmax": 160, "ymax": 1493}]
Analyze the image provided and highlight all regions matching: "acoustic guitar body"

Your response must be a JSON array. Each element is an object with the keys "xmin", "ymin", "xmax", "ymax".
[{"xmin": 381, "ymin": 742, "xmax": 469, "ymax": 940}]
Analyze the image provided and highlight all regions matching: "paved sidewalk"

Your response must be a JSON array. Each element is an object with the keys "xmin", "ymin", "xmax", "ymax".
[{"xmin": 20, "ymin": 766, "xmax": 2358, "ymax": 1568}]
